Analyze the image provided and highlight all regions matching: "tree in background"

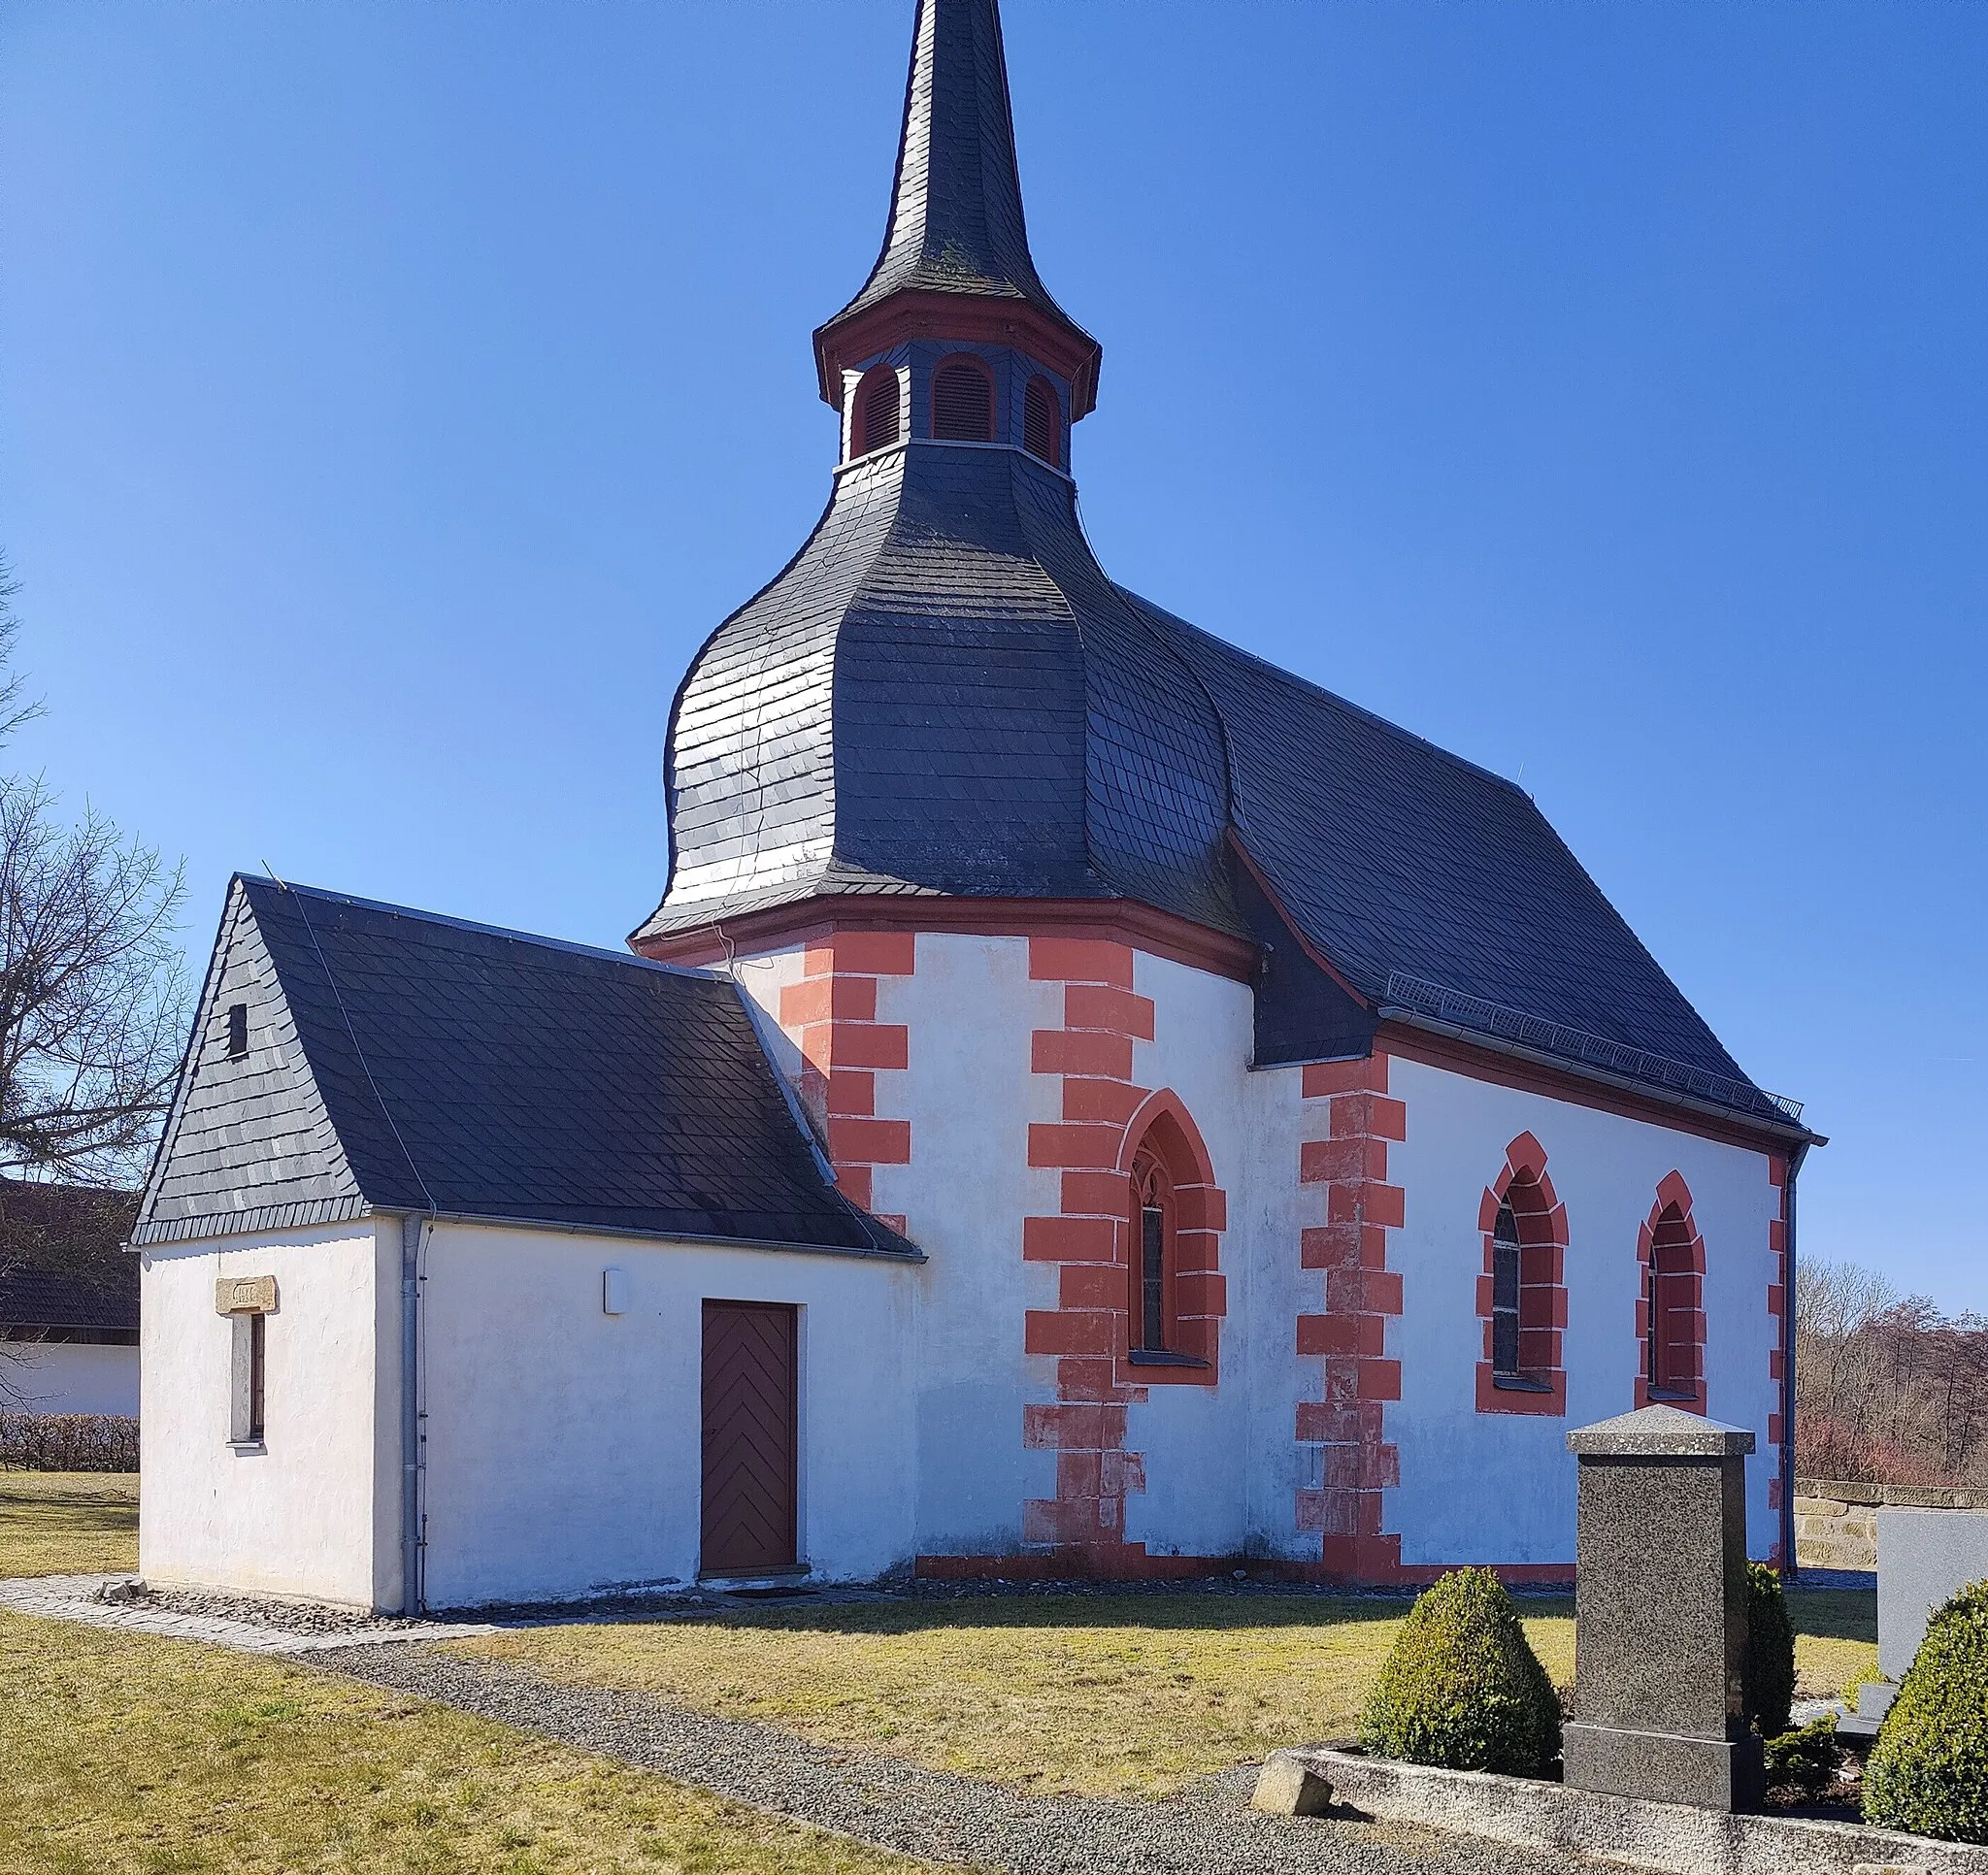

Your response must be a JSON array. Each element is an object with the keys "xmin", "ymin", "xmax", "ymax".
[
  {"xmin": 1797, "ymin": 1255, "xmax": 1988, "ymax": 1487},
  {"xmin": 0, "ymin": 560, "xmax": 191, "ymax": 1402}
]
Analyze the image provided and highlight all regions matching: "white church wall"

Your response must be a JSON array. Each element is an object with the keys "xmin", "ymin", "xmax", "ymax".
[
  {"xmin": 139, "ymin": 1223, "xmax": 391, "ymax": 1606},
  {"xmin": 415, "ymin": 1221, "xmax": 917, "ymax": 1608},
  {"xmin": 869, "ymin": 932, "xmax": 1059, "ymax": 1557},
  {"xmin": 4, "ymin": 1340, "xmax": 138, "ymax": 1416},
  {"xmin": 1383, "ymin": 1053, "xmax": 1781, "ymax": 1567}
]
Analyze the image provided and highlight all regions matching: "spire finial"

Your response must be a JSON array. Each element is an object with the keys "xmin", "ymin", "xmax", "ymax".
[{"xmin": 813, "ymin": 0, "xmax": 1101, "ymax": 416}]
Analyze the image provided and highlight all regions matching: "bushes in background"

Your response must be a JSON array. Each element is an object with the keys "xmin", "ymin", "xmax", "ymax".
[
  {"xmin": 1864, "ymin": 1578, "xmax": 1988, "ymax": 1843},
  {"xmin": 1359, "ymin": 1567, "xmax": 1561, "ymax": 1776},
  {"xmin": 0, "ymin": 1413, "xmax": 138, "ymax": 1471},
  {"xmin": 1743, "ymin": 1561, "xmax": 1797, "ymax": 1739}
]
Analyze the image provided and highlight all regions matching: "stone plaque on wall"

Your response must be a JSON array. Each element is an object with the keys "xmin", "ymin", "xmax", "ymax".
[{"xmin": 214, "ymin": 1274, "xmax": 279, "ymax": 1316}]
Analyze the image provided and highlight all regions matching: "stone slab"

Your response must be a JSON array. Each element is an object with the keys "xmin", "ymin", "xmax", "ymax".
[
  {"xmin": 1276, "ymin": 1747, "xmax": 1988, "ymax": 1875},
  {"xmin": 1567, "ymin": 1404, "xmax": 1757, "ymax": 1460},
  {"xmin": 1877, "ymin": 1508, "xmax": 1988, "ymax": 1680},
  {"xmin": 1563, "ymin": 1720, "xmax": 1763, "ymax": 1814}
]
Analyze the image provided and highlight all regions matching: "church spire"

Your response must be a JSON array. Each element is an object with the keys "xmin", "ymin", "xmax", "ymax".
[{"xmin": 813, "ymin": 0, "xmax": 1102, "ymax": 418}]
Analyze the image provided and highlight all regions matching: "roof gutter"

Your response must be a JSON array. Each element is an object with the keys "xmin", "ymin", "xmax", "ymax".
[
  {"xmin": 377, "ymin": 1205, "xmax": 923, "ymax": 1265},
  {"xmin": 1375, "ymin": 1006, "xmax": 1827, "ymax": 1150}
]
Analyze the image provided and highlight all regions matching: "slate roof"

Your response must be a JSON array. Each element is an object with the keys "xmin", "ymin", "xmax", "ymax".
[
  {"xmin": 818, "ymin": 0, "xmax": 1094, "ymax": 361},
  {"xmin": 634, "ymin": 0, "xmax": 1806, "ymax": 1135},
  {"xmin": 136, "ymin": 879, "xmax": 909, "ymax": 1255},
  {"xmin": 0, "ymin": 1180, "xmax": 139, "ymax": 1332}
]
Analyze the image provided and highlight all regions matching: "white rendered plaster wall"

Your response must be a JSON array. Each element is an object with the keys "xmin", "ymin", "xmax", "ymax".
[
  {"xmin": 1122, "ymin": 949, "xmax": 1263, "ymax": 1560},
  {"xmin": 139, "ymin": 1224, "xmax": 391, "ymax": 1606},
  {"xmin": 416, "ymin": 1222, "xmax": 917, "ymax": 1608},
  {"xmin": 2, "ymin": 1341, "xmax": 138, "ymax": 1416},
  {"xmin": 1382, "ymin": 1055, "xmax": 1781, "ymax": 1566},
  {"xmin": 868, "ymin": 932, "xmax": 1058, "ymax": 1556}
]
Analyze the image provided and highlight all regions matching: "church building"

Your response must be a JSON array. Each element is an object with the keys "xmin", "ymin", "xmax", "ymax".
[{"xmin": 135, "ymin": 0, "xmax": 1818, "ymax": 1612}]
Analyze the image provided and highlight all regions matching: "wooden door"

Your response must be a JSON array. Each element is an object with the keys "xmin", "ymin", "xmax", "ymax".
[{"xmin": 700, "ymin": 1300, "xmax": 798, "ymax": 1576}]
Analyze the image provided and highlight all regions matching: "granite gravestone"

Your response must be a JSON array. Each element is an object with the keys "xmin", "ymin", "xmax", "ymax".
[{"xmin": 1563, "ymin": 1405, "xmax": 1764, "ymax": 1812}]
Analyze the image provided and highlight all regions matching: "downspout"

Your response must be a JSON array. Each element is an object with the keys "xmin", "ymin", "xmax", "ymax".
[
  {"xmin": 1780, "ymin": 1142, "xmax": 1807, "ymax": 1581},
  {"xmin": 399, "ymin": 1213, "xmax": 427, "ymax": 1615}
]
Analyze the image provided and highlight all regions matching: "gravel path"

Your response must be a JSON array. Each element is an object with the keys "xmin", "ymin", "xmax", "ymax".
[
  {"xmin": 326, "ymin": 1640, "xmax": 1596, "ymax": 1875},
  {"xmin": 0, "ymin": 1573, "xmax": 493, "ymax": 1653}
]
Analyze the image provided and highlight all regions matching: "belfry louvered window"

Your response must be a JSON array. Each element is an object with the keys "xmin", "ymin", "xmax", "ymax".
[
  {"xmin": 853, "ymin": 366, "xmax": 900, "ymax": 456},
  {"xmin": 1491, "ymin": 1201, "xmax": 1522, "ymax": 1378},
  {"xmin": 931, "ymin": 357, "xmax": 994, "ymax": 442},
  {"xmin": 1023, "ymin": 376, "xmax": 1060, "ymax": 466}
]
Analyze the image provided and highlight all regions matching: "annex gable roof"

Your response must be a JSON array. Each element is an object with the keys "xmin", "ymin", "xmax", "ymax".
[{"xmin": 136, "ymin": 878, "xmax": 906, "ymax": 1255}]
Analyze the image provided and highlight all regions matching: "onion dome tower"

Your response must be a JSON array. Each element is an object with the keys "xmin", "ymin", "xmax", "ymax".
[
  {"xmin": 633, "ymin": 0, "xmax": 1242, "ymax": 951},
  {"xmin": 633, "ymin": 0, "xmax": 1788, "ymax": 1129}
]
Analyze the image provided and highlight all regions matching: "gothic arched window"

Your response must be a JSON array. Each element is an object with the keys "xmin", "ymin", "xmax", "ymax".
[
  {"xmin": 852, "ymin": 365, "xmax": 901, "ymax": 457},
  {"xmin": 1647, "ymin": 1203, "xmax": 1700, "ymax": 1399},
  {"xmin": 931, "ymin": 355, "xmax": 994, "ymax": 442},
  {"xmin": 1475, "ymin": 1136, "xmax": 1568, "ymax": 1415},
  {"xmin": 1490, "ymin": 1199, "xmax": 1523, "ymax": 1380},
  {"xmin": 1023, "ymin": 375, "xmax": 1061, "ymax": 466},
  {"xmin": 1131, "ymin": 1146, "xmax": 1173, "ymax": 1354}
]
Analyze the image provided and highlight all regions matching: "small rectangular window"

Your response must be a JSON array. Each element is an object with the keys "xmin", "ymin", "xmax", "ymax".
[
  {"xmin": 227, "ymin": 1003, "xmax": 249, "ymax": 1059},
  {"xmin": 230, "ymin": 1311, "xmax": 266, "ymax": 1443}
]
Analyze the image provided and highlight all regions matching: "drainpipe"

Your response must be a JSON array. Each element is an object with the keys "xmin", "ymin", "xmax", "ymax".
[
  {"xmin": 400, "ymin": 1213, "xmax": 426, "ymax": 1615},
  {"xmin": 1780, "ymin": 1143, "xmax": 1807, "ymax": 1582}
]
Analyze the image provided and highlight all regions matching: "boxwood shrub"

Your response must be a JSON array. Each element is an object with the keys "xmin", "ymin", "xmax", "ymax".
[
  {"xmin": 1743, "ymin": 1561, "xmax": 1796, "ymax": 1739},
  {"xmin": 1358, "ymin": 1566, "xmax": 1561, "ymax": 1775},
  {"xmin": 1864, "ymin": 1578, "xmax": 1988, "ymax": 1843}
]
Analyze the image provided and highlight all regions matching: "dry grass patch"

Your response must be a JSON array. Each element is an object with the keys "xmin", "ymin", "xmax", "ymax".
[
  {"xmin": 457, "ymin": 1594, "xmax": 1577, "ymax": 1796},
  {"xmin": 0, "ymin": 1470, "xmax": 137, "ymax": 1577},
  {"xmin": 460, "ymin": 1582, "xmax": 1880, "ymax": 1796},
  {"xmin": 0, "ymin": 1609, "xmax": 933, "ymax": 1875}
]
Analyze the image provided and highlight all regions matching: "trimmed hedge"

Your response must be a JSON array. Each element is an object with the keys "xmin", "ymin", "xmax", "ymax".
[
  {"xmin": 1359, "ymin": 1567, "xmax": 1562, "ymax": 1775},
  {"xmin": 1864, "ymin": 1578, "xmax": 1988, "ymax": 1843},
  {"xmin": 1762, "ymin": 1713, "xmax": 1838, "ymax": 1799},
  {"xmin": 0, "ymin": 1413, "xmax": 139, "ymax": 1472},
  {"xmin": 1743, "ymin": 1561, "xmax": 1797, "ymax": 1739}
]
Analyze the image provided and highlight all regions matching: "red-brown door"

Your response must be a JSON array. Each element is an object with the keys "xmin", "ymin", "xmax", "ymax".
[{"xmin": 700, "ymin": 1300, "xmax": 798, "ymax": 1576}]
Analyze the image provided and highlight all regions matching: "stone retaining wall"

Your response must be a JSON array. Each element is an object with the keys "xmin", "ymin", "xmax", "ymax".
[{"xmin": 1795, "ymin": 1477, "xmax": 1988, "ymax": 1571}]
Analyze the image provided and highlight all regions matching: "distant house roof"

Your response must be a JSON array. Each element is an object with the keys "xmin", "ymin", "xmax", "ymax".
[
  {"xmin": 0, "ymin": 1180, "xmax": 140, "ymax": 1332},
  {"xmin": 135, "ymin": 879, "xmax": 913, "ymax": 1257}
]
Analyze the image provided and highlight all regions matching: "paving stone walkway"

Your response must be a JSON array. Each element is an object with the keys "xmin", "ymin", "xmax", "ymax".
[{"xmin": 0, "ymin": 1573, "xmax": 495, "ymax": 1653}]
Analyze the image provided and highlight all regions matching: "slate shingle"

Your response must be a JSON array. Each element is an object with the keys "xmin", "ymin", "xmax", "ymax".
[{"xmin": 136, "ymin": 881, "xmax": 895, "ymax": 1254}]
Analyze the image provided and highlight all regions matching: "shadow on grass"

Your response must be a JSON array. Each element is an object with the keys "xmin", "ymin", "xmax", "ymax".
[{"xmin": 1785, "ymin": 1585, "xmax": 1877, "ymax": 1644}]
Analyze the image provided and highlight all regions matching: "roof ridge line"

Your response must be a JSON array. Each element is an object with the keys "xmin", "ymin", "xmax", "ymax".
[
  {"xmin": 1113, "ymin": 586, "xmax": 1533, "ymax": 803},
  {"xmin": 238, "ymin": 876, "xmax": 721, "ymax": 979}
]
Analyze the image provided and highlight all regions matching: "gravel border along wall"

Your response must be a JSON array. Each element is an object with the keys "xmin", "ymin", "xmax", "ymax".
[{"xmin": 325, "ymin": 1641, "xmax": 1595, "ymax": 1875}]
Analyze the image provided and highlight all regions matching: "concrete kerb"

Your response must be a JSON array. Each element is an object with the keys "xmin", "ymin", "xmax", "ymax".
[{"xmin": 1261, "ymin": 1747, "xmax": 1988, "ymax": 1875}]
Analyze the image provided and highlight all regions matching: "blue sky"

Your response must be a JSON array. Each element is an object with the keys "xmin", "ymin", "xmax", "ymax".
[{"xmin": 4, "ymin": 3, "xmax": 1982, "ymax": 1304}]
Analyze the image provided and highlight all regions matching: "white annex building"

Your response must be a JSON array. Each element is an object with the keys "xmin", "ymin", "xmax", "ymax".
[{"xmin": 136, "ymin": 0, "xmax": 1819, "ymax": 1613}]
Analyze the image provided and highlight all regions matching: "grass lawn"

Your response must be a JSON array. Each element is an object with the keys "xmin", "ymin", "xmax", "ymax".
[
  {"xmin": 456, "ymin": 1583, "xmax": 1881, "ymax": 1798},
  {"xmin": 0, "ymin": 1609, "xmax": 933, "ymax": 1875},
  {"xmin": 0, "ymin": 1471, "xmax": 138, "ymax": 1577}
]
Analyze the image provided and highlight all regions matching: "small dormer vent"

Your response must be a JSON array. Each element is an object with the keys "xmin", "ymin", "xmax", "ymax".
[{"xmin": 227, "ymin": 1003, "xmax": 249, "ymax": 1059}]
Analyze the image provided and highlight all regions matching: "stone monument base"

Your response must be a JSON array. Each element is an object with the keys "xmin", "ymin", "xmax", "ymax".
[{"xmin": 1562, "ymin": 1720, "xmax": 1764, "ymax": 1813}]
